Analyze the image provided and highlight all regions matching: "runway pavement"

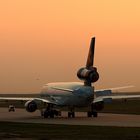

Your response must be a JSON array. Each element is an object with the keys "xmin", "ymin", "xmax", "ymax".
[{"xmin": 0, "ymin": 108, "xmax": 140, "ymax": 127}]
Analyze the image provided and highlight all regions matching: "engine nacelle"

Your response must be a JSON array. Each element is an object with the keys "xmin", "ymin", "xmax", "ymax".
[
  {"xmin": 25, "ymin": 100, "xmax": 37, "ymax": 113},
  {"xmin": 77, "ymin": 67, "xmax": 99, "ymax": 83},
  {"xmin": 92, "ymin": 101, "xmax": 104, "ymax": 111}
]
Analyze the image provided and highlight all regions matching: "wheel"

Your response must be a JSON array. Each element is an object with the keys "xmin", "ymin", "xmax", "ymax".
[
  {"xmin": 68, "ymin": 112, "xmax": 71, "ymax": 118},
  {"xmin": 44, "ymin": 110, "xmax": 49, "ymax": 118},
  {"xmin": 71, "ymin": 112, "xmax": 75, "ymax": 118},
  {"xmin": 53, "ymin": 110, "xmax": 61, "ymax": 116},
  {"xmin": 92, "ymin": 111, "xmax": 98, "ymax": 117},
  {"xmin": 68, "ymin": 112, "xmax": 75, "ymax": 118},
  {"xmin": 49, "ymin": 110, "xmax": 54, "ymax": 118},
  {"xmin": 44, "ymin": 110, "xmax": 55, "ymax": 118},
  {"xmin": 87, "ymin": 111, "xmax": 92, "ymax": 117},
  {"xmin": 40, "ymin": 110, "xmax": 44, "ymax": 116}
]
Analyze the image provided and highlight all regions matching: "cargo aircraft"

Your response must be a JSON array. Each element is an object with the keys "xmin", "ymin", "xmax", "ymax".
[{"xmin": 0, "ymin": 37, "xmax": 140, "ymax": 118}]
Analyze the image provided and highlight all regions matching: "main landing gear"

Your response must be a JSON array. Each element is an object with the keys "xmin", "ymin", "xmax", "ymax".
[
  {"xmin": 41, "ymin": 105, "xmax": 61, "ymax": 118},
  {"xmin": 68, "ymin": 108, "xmax": 75, "ymax": 118},
  {"xmin": 41, "ymin": 106, "xmax": 98, "ymax": 118},
  {"xmin": 87, "ymin": 111, "xmax": 98, "ymax": 117},
  {"xmin": 43, "ymin": 109, "xmax": 61, "ymax": 118},
  {"xmin": 87, "ymin": 103, "xmax": 98, "ymax": 117},
  {"xmin": 43, "ymin": 110, "xmax": 54, "ymax": 118},
  {"xmin": 68, "ymin": 111, "xmax": 75, "ymax": 118}
]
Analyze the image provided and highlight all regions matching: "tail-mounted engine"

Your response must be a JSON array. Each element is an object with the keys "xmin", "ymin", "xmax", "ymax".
[
  {"xmin": 77, "ymin": 37, "xmax": 99, "ymax": 86},
  {"xmin": 77, "ymin": 67, "xmax": 99, "ymax": 86}
]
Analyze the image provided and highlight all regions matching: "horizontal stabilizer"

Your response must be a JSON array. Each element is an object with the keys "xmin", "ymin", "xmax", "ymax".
[
  {"xmin": 95, "ymin": 85, "xmax": 134, "ymax": 92},
  {"xmin": 51, "ymin": 87, "xmax": 74, "ymax": 92}
]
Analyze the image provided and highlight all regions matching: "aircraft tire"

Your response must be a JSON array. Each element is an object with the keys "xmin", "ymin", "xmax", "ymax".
[
  {"xmin": 44, "ymin": 110, "xmax": 49, "ymax": 118},
  {"xmin": 44, "ymin": 110, "xmax": 54, "ymax": 118},
  {"xmin": 68, "ymin": 112, "xmax": 71, "ymax": 118},
  {"xmin": 87, "ymin": 111, "xmax": 92, "ymax": 117},
  {"xmin": 49, "ymin": 110, "xmax": 54, "ymax": 118},
  {"xmin": 68, "ymin": 112, "xmax": 75, "ymax": 118},
  {"xmin": 40, "ymin": 110, "xmax": 44, "ymax": 116},
  {"xmin": 92, "ymin": 111, "xmax": 98, "ymax": 117},
  {"xmin": 72, "ymin": 112, "xmax": 75, "ymax": 118}
]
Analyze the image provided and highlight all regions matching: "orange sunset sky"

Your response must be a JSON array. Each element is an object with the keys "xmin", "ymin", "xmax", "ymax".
[{"xmin": 0, "ymin": 0, "xmax": 140, "ymax": 93}]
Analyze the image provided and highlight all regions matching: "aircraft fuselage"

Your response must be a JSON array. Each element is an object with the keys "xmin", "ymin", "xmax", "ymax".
[{"xmin": 40, "ymin": 82, "xmax": 94, "ymax": 107}]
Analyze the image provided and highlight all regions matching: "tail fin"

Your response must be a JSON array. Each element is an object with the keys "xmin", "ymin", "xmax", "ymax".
[
  {"xmin": 77, "ymin": 37, "xmax": 99, "ymax": 86},
  {"xmin": 86, "ymin": 37, "xmax": 95, "ymax": 68}
]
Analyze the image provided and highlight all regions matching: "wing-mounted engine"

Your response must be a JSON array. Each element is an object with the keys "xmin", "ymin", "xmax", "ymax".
[
  {"xmin": 77, "ymin": 37, "xmax": 99, "ymax": 86},
  {"xmin": 25, "ymin": 100, "xmax": 37, "ymax": 112}
]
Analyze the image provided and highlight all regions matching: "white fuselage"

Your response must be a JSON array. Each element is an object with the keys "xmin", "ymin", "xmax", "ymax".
[{"xmin": 40, "ymin": 82, "xmax": 94, "ymax": 108}]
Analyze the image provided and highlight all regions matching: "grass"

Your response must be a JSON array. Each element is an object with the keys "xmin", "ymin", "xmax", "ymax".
[
  {"xmin": 0, "ymin": 92, "xmax": 140, "ymax": 139},
  {"xmin": 0, "ymin": 122, "xmax": 140, "ymax": 140}
]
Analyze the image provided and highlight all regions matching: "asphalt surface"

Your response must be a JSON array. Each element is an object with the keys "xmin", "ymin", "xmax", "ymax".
[{"xmin": 0, "ymin": 108, "xmax": 140, "ymax": 127}]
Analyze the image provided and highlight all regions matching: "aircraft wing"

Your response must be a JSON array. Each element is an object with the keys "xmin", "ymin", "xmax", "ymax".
[
  {"xmin": 0, "ymin": 97, "xmax": 56, "ymax": 109},
  {"xmin": 95, "ymin": 85, "xmax": 135, "ymax": 98},
  {"xmin": 0, "ymin": 97, "xmax": 52, "ymax": 103},
  {"xmin": 93, "ymin": 94, "xmax": 140, "ymax": 103},
  {"xmin": 94, "ymin": 85, "xmax": 140, "ymax": 103}
]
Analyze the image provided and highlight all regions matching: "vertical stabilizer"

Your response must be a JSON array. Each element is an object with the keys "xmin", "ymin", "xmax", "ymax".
[{"xmin": 86, "ymin": 37, "xmax": 95, "ymax": 68}]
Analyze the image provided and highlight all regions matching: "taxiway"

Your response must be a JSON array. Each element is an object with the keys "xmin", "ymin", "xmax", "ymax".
[{"xmin": 0, "ymin": 108, "xmax": 140, "ymax": 127}]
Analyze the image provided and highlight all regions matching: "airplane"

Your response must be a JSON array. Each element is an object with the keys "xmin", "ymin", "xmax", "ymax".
[{"xmin": 0, "ymin": 37, "xmax": 140, "ymax": 118}]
